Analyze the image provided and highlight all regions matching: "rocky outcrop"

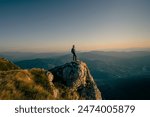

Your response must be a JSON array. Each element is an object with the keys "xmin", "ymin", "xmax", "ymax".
[
  {"xmin": 50, "ymin": 61, "xmax": 102, "ymax": 100},
  {"xmin": 0, "ymin": 57, "xmax": 102, "ymax": 100}
]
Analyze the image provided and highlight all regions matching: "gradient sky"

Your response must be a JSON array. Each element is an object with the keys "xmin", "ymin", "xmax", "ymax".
[{"xmin": 0, "ymin": 0, "xmax": 150, "ymax": 52}]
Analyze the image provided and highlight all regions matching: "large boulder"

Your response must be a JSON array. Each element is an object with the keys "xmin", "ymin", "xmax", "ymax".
[{"xmin": 50, "ymin": 61, "xmax": 102, "ymax": 100}]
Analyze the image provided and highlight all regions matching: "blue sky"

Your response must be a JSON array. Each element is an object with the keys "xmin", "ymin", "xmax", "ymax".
[{"xmin": 0, "ymin": 0, "xmax": 150, "ymax": 52}]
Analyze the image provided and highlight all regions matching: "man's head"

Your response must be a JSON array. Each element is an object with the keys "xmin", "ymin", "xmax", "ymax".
[{"xmin": 73, "ymin": 45, "xmax": 75, "ymax": 48}]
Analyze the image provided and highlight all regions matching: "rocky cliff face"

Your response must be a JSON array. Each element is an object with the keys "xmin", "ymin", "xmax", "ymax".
[
  {"xmin": 50, "ymin": 61, "xmax": 102, "ymax": 100},
  {"xmin": 0, "ymin": 57, "xmax": 102, "ymax": 100}
]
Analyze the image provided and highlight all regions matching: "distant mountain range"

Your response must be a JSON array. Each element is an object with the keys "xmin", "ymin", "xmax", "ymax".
[
  {"xmin": 0, "ymin": 50, "xmax": 150, "ymax": 61},
  {"xmin": 1, "ymin": 51, "xmax": 150, "ymax": 99},
  {"xmin": 0, "ymin": 52, "xmax": 67, "ymax": 61},
  {"xmin": 14, "ymin": 51, "xmax": 150, "ymax": 78}
]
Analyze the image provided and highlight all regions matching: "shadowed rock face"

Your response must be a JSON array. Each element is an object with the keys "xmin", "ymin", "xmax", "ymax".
[{"xmin": 50, "ymin": 61, "xmax": 102, "ymax": 100}]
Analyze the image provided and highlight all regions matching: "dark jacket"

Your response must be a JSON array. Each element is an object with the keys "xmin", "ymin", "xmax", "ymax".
[{"xmin": 71, "ymin": 48, "xmax": 75, "ymax": 54}]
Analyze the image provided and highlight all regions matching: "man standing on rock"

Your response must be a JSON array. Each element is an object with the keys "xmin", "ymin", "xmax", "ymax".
[{"xmin": 71, "ymin": 45, "xmax": 77, "ymax": 61}]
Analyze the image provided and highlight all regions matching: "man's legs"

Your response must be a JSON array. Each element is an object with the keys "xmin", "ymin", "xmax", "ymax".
[
  {"xmin": 73, "ymin": 54, "xmax": 74, "ymax": 61},
  {"xmin": 73, "ymin": 53, "xmax": 77, "ymax": 61},
  {"xmin": 74, "ymin": 54, "xmax": 77, "ymax": 61}
]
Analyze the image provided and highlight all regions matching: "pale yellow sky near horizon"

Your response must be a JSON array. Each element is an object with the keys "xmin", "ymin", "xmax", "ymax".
[
  {"xmin": 0, "ymin": 0, "xmax": 150, "ymax": 52},
  {"xmin": 1, "ymin": 38, "xmax": 149, "ymax": 53}
]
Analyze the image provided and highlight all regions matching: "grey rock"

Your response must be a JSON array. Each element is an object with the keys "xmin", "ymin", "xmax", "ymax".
[
  {"xmin": 50, "ymin": 61, "xmax": 102, "ymax": 100},
  {"xmin": 46, "ymin": 71, "xmax": 54, "ymax": 82}
]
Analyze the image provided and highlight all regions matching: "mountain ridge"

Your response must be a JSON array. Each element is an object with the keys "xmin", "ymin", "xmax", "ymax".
[
  {"xmin": 0, "ymin": 57, "xmax": 102, "ymax": 100},
  {"xmin": 0, "ymin": 58, "xmax": 20, "ymax": 71}
]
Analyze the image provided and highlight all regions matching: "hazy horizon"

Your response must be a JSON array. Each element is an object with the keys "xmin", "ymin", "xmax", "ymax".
[
  {"xmin": 0, "ymin": 47, "xmax": 150, "ymax": 53},
  {"xmin": 0, "ymin": 0, "xmax": 150, "ymax": 52}
]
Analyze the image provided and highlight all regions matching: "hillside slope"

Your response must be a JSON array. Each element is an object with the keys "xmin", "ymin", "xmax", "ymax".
[
  {"xmin": 0, "ymin": 58, "xmax": 20, "ymax": 71},
  {"xmin": 0, "ymin": 58, "xmax": 101, "ymax": 100}
]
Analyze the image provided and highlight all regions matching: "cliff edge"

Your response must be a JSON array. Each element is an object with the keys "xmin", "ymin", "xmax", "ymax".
[
  {"xmin": 0, "ymin": 57, "xmax": 102, "ymax": 100},
  {"xmin": 50, "ymin": 61, "xmax": 102, "ymax": 100}
]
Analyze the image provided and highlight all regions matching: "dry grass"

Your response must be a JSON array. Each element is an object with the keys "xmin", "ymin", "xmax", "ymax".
[
  {"xmin": 0, "ymin": 58, "xmax": 83, "ymax": 100},
  {"xmin": 0, "ymin": 69, "xmax": 55, "ymax": 100},
  {"xmin": 0, "ymin": 58, "xmax": 20, "ymax": 71},
  {"xmin": 0, "ymin": 69, "xmax": 80, "ymax": 100}
]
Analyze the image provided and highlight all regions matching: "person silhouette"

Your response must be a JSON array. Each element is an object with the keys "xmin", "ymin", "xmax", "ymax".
[{"xmin": 71, "ymin": 45, "xmax": 77, "ymax": 61}]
